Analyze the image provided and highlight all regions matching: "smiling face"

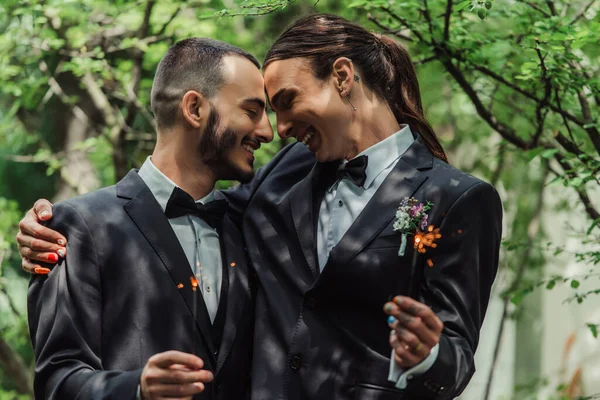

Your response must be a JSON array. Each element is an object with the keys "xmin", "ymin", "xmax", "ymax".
[
  {"xmin": 198, "ymin": 55, "xmax": 273, "ymax": 182},
  {"xmin": 263, "ymin": 58, "xmax": 355, "ymax": 162}
]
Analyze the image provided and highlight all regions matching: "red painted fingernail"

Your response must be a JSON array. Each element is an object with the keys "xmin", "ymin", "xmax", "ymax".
[
  {"xmin": 34, "ymin": 267, "xmax": 51, "ymax": 275},
  {"xmin": 47, "ymin": 253, "xmax": 59, "ymax": 263}
]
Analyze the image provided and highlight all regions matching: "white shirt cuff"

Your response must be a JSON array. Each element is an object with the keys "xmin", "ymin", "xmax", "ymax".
[{"xmin": 387, "ymin": 343, "xmax": 439, "ymax": 389}]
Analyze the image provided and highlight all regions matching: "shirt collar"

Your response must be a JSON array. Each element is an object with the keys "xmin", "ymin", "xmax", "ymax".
[
  {"xmin": 137, "ymin": 157, "xmax": 215, "ymax": 212},
  {"xmin": 349, "ymin": 124, "xmax": 414, "ymax": 189}
]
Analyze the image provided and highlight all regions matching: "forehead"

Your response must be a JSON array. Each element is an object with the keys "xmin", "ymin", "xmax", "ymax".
[
  {"xmin": 263, "ymin": 58, "xmax": 314, "ymax": 98},
  {"xmin": 218, "ymin": 55, "xmax": 265, "ymax": 99}
]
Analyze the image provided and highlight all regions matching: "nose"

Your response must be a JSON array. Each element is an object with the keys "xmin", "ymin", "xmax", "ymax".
[
  {"xmin": 255, "ymin": 110, "xmax": 274, "ymax": 144},
  {"xmin": 276, "ymin": 113, "xmax": 293, "ymax": 139}
]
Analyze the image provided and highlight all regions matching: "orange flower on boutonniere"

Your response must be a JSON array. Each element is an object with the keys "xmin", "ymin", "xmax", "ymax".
[{"xmin": 394, "ymin": 197, "xmax": 443, "ymax": 269}]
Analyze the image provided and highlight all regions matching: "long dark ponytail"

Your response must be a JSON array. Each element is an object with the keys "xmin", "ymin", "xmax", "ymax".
[{"xmin": 264, "ymin": 13, "xmax": 447, "ymax": 162}]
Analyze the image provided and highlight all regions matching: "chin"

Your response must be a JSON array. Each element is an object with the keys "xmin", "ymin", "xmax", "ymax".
[
  {"xmin": 314, "ymin": 149, "xmax": 336, "ymax": 163},
  {"xmin": 237, "ymin": 169, "xmax": 255, "ymax": 183},
  {"xmin": 227, "ymin": 164, "xmax": 254, "ymax": 183}
]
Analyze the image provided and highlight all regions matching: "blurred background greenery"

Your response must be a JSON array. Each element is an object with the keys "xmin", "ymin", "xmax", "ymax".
[{"xmin": 0, "ymin": 0, "xmax": 598, "ymax": 399}]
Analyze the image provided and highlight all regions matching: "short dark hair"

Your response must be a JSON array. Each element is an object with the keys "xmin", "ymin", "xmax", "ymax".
[{"xmin": 151, "ymin": 38, "xmax": 260, "ymax": 131}]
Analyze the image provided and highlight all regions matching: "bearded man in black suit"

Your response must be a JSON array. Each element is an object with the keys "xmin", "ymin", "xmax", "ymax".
[{"xmin": 25, "ymin": 38, "xmax": 272, "ymax": 400}]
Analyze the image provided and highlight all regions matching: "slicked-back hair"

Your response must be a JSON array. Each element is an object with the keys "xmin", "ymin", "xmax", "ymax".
[
  {"xmin": 264, "ymin": 14, "xmax": 447, "ymax": 162},
  {"xmin": 151, "ymin": 38, "xmax": 260, "ymax": 131}
]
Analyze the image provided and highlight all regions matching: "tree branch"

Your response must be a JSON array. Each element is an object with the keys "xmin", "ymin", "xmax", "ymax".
[
  {"xmin": 515, "ymin": 0, "xmax": 551, "ymax": 17},
  {"xmin": 443, "ymin": 0, "xmax": 452, "ymax": 42},
  {"xmin": 382, "ymin": 7, "xmax": 426, "ymax": 42},
  {"xmin": 554, "ymin": 131, "xmax": 583, "ymax": 156},
  {"xmin": 421, "ymin": 0, "xmax": 435, "ymax": 41},
  {"xmin": 554, "ymin": 154, "xmax": 600, "ymax": 221},
  {"xmin": 155, "ymin": 4, "xmax": 180, "ymax": 36},
  {"xmin": 529, "ymin": 45, "xmax": 552, "ymax": 147},
  {"xmin": 367, "ymin": 15, "xmax": 413, "ymax": 42},
  {"xmin": 571, "ymin": 0, "xmax": 598, "ymax": 24},
  {"xmin": 413, "ymin": 55, "xmax": 438, "ymax": 66},
  {"xmin": 447, "ymin": 50, "xmax": 586, "ymax": 127},
  {"xmin": 576, "ymin": 90, "xmax": 600, "ymax": 155},
  {"xmin": 545, "ymin": 0, "xmax": 558, "ymax": 16},
  {"xmin": 436, "ymin": 51, "xmax": 530, "ymax": 149}
]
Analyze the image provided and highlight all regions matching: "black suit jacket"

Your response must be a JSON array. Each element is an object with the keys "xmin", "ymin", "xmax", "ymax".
[
  {"xmin": 224, "ymin": 137, "xmax": 502, "ymax": 400},
  {"xmin": 28, "ymin": 170, "xmax": 254, "ymax": 400}
]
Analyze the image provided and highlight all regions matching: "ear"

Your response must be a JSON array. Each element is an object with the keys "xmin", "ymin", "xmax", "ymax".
[
  {"xmin": 331, "ymin": 57, "xmax": 355, "ymax": 97},
  {"xmin": 181, "ymin": 90, "xmax": 209, "ymax": 129}
]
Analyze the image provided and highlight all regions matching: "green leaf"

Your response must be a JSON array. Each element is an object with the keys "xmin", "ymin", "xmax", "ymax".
[
  {"xmin": 454, "ymin": 1, "xmax": 472, "ymax": 12},
  {"xmin": 546, "ymin": 280, "xmax": 556, "ymax": 290},
  {"xmin": 571, "ymin": 280, "xmax": 580, "ymax": 289},
  {"xmin": 541, "ymin": 149, "xmax": 559, "ymax": 159},
  {"xmin": 521, "ymin": 62, "xmax": 539, "ymax": 71},
  {"xmin": 587, "ymin": 323, "xmax": 599, "ymax": 338}
]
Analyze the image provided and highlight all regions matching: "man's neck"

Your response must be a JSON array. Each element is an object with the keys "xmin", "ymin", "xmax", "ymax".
[
  {"xmin": 344, "ymin": 97, "xmax": 402, "ymax": 160},
  {"xmin": 151, "ymin": 138, "xmax": 216, "ymax": 201}
]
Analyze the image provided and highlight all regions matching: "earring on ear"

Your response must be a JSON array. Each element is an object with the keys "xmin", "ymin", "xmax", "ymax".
[
  {"xmin": 339, "ymin": 84, "xmax": 357, "ymax": 111},
  {"xmin": 345, "ymin": 92, "xmax": 357, "ymax": 111},
  {"xmin": 354, "ymin": 75, "xmax": 360, "ymax": 83}
]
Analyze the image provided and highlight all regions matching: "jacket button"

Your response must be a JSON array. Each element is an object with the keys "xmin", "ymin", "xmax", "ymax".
[
  {"xmin": 305, "ymin": 297, "xmax": 317, "ymax": 308},
  {"xmin": 290, "ymin": 355, "xmax": 302, "ymax": 370}
]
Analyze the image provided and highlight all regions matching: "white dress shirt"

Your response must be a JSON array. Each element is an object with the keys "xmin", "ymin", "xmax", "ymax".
[
  {"xmin": 316, "ymin": 125, "xmax": 438, "ymax": 389},
  {"xmin": 138, "ymin": 157, "xmax": 222, "ymax": 323}
]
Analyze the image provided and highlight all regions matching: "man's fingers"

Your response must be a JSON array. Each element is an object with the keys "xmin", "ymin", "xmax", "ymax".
[
  {"xmin": 385, "ymin": 304, "xmax": 439, "ymax": 348},
  {"xmin": 389, "ymin": 331, "xmax": 421, "ymax": 367},
  {"xmin": 393, "ymin": 296, "xmax": 444, "ymax": 333},
  {"xmin": 388, "ymin": 319, "xmax": 431, "ymax": 358},
  {"xmin": 144, "ymin": 382, "xmax": 205, "ymax": 398},
  {"xmin": 21, "ymin": 257, "xmax": 42, "ymax": 274},
  {"xmin": 19, "ymin": 210, "xmax": 67, "ymax": 246},
  {"xmin": 19, "ymin": 246, "xmax": 61, "ymax": 264},
  {"xmin": 150, "ymin": 368, "xmax": 213, "ymax": 385},
  {"xmin": 16, "ymin": 231, "xmax": 66, "ymax": 255},
  {"xmin": 33, "ymin": 199, "xmax": 54, "ymax": 221},
  {"xmin": 150, "ymin": 351, "xmax": 205, "ymax": 370}
]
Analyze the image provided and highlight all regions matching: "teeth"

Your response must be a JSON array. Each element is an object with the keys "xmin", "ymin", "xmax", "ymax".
[
  {"xmin": 242, "ymin": 144, "xmax": 255, "ymax": 154},
  {"xmin": 302, "ymin": 131, "xmax": 314, "ymax": 146}
]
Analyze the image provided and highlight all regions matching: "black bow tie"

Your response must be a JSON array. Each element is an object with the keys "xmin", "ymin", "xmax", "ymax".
[
  {"xmin": 337, "ymin": 155, "xmax": 368, "ymax": 187},
  {"xmin": 164, "ymin": 187, "xmax": 228, "ymax": 230}
]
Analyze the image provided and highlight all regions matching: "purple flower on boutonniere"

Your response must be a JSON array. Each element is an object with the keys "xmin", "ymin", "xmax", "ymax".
[{"xmin": 393, "ymin": 197, "xmax": 434, "ymax": 256}]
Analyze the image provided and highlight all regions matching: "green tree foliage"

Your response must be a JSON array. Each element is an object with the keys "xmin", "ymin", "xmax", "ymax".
[{"xmin": 0, "ymin": 0, "xmax": 598, "ymax": 398}]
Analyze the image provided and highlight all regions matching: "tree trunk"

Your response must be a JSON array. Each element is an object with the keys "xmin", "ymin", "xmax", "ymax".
[
  {"xmin": 53, "ymin": 113, "xmax": 100, "ymax": 201},
  {"xmin": 0, "ymin": 335, "xmax": 33, "ymax": 396}
]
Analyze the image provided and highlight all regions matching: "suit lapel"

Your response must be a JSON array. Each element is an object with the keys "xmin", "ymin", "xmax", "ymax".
[
  {"xmin": 214, "ymin": 217, "xmax": 251, "ymax": 373},
  {"xmin": 326, "ymin": 138, "xmax": 433, "ymax": 268},
  {"xmin": 288, "ymin": 163, "xmax": 320, "ymax": 278},
  {"xmin": 118, "ymin": 171, "xmax": 217, "ymax": 364}
]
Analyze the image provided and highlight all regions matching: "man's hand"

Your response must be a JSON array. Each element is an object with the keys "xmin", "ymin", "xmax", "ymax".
[
  {"xmin": 140, "ymin": 351, "xmax": 214, "ymax": 400},
  {"xmin": 16, "ymin": 199, "xmax": 65, "ymax": 274},
  {"xmin": 384, "ymin": 296, "xmax": 444, "ymax": 368}
]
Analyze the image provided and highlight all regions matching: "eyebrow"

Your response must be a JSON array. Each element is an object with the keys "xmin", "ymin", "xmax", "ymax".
[{"xmin": 241, "ymin": 97, "xmax": 266, "ymax": 110}]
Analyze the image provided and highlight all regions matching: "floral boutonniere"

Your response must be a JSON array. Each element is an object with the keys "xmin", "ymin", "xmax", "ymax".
[{"xmin": 393, "ymin": 197, "xmax": 440, "ymax": 257}]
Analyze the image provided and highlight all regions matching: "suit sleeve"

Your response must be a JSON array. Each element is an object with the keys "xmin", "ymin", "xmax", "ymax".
[
  {"xmin": 28, "ymin": 201, "xmax": 141, "ymax": 400},
  {"xmin": 403, "ymin": 182, "xmax": 503, "ymax": 399}
]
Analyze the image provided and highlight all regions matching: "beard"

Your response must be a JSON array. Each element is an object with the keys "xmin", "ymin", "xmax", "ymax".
[{"xmin": 198, "ymin": 105, "xmax": 254, "ymax": 183}]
